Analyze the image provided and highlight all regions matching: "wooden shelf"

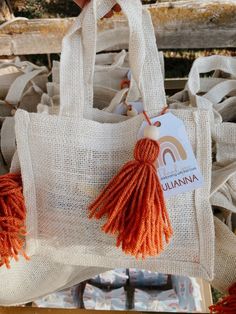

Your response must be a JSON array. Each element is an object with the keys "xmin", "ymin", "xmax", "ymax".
[{"xmin": 0, "ymin": 0, "xmax": 236, "ymax": 55}]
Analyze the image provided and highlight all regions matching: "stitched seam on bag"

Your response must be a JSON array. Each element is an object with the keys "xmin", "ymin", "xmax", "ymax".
[
  {"xmin": 44, "ymin": 249, "xmax": 210, "ymax": 279},
  {"xmin": 15, "ymin": 110, "xmax": 39, "ymax": 256},
  {"xmin": 194, "ymin": 110, "xmax": 214, "ymax": 281}
]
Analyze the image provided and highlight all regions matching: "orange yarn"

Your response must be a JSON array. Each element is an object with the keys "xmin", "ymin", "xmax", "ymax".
[
  {"xmin": 120, "ymin": 79, "xmax": 130, "ymax": 89},
  {"xmin": 0, "ymin": 173, "xmax": 28, "ymax": 269},
  {"xmin": 209, "ymin": 283, "xmax": 236, "ymax": 314},
  {"xmin": 89, "ymin": 138, "xmax": 173, "ymax": 258}
]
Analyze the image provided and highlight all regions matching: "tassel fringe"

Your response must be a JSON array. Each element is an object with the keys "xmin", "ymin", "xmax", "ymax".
[
  {"xmin": 89, "ymin": 138, "xmax": 173, "ymax": 258},
  {"xmin": 0, "ymin": 173, "xmax": 28, "ymax": 269}
]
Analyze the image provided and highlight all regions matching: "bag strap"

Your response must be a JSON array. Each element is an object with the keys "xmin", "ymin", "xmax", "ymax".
[
  {"xmin": 204, "ymin": 80, "xmax": 236, "ymax": 105},
  {"xmin": 5, "ymin": 68, "xmax": 47, "ymax": 105},
  {"xmin": 0, "ymin": 57, "xmax": 45, "ymax": 72},
  {"xmin": 97, "ymin": 29, "xmax": 165, "ymax": 77},
  {"xmin": 187, "ymin": 55, "xmax": 236, "ymax": 106},
  {"xmin": 211, "ymin": 161, "xmax": 236, "ymax": 196},
  {"xmin": 214, "ymin": 96, "xmax": 236, "ymax": 121},
  {"xmin": 95, "ymin": 50, "xmax": 127, "ymax": 72},
  {"xmin": 105, "ymin": 88, "xmax": 129, "ymax": 113},
  {"xmin": 59, "ymin": 0, "xmax": 165, "ymax": 118},
  {"xmin": 0, "ymin": 117, "xmax": 16, "ymax": 168},
  {"xmin": 0, "ymin": 68, "xmax": 47, "ymax": 167}
]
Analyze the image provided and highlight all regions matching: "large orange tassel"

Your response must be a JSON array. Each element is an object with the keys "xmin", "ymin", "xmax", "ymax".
[
  {"xmin": 209, "ymin": 283, "xmax": 236, "ymax": 314},
  {"xmin": 0, "ymin": 173, "xmax": 28, "ymax": 269},
  {"xmin": 89, "ymin": 119, "xmax": 173, "ymax": 258}
]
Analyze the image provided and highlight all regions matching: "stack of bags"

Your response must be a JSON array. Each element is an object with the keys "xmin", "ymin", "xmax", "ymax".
[
  {"xmin": 169, "ymin": 56, "xmax": 236, "ymax": 294},
  {"xmin": 0, "ymin": 57, "xmax": 48, "ymax": 172}
]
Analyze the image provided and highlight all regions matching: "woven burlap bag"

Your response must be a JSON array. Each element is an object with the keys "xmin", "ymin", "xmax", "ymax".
[
  {"xmin": 169, "ymin": 56, "xmax": 236, "ymax": 220},
  {"xmin": 184, "ymin": 58, "xmax": 236, "ymax": 293},
  {"xmin": 0, "ymin": 61, "xmax": 48, "ymax": 172},
  {"xmin": 169, "ymin": 56, "xmax": 236, "ymax": 123},
  {"xmin": 0, "ymin": 58, "xmax": 48, "ymax": 112},
  {"xmin": 211, "ymin": 123, "xmax": 236, "ymax": 218},
  {"xmin": 211, "ymin": 217, "xmax": 236, "ymax": 293},
  {"xmin": 0, "ymin": 58, "xmax": 47, "ymax": 99},
  {"xmin": 14, "ymin": 0, "xmax": 214, "ymax": 280},
  {"xmin": 196, "ymin": 59, "xmax": 236, "ymax": 217},
  {"xmin": 169, "ymin": 56, "xmax": 236, "ymax": 293}
]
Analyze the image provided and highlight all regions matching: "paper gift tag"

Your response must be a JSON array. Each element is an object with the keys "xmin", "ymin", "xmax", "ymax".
[{"xmin": 138, "ymin": 112, "xmax": 204, "ymax": 197}]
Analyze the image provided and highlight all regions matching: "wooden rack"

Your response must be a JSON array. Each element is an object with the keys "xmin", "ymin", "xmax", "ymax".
[{"xmin": 0, "ymin": 0, "xmax": 236, "ymax": 56}]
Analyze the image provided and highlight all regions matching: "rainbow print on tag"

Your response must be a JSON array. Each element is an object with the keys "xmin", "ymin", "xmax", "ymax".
[{"xmin": 138, "ymin": 112, "xmax": 204, "ymax": 198}]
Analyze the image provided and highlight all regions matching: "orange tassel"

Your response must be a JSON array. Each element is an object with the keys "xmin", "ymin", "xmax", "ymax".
[
  {"xmin": 120, "ymin": 79, "xmax": 130, "ymax": 89},
  {"xmin": 209, "ymin": 283, "xmax": 236, "ymax": 314},
  {"xmin": 89, "ymin": 135, "xmax": 173, "ymax": 258},
  {"xmin": 0, "ymin": 173, "xmax": 28, "ymax": 269}
]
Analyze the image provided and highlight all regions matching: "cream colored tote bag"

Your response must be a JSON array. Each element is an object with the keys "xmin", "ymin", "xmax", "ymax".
[
  {"xmin": 211, "ymin": 217, "xmax": 236, "ymax": 293},
  {"xmin": 0, "ymin": 66, "xmax": 48, "ymax": 167},
  {"xmin": 14, "ymin": 0, "xmax": 214, "ymax": 280}
]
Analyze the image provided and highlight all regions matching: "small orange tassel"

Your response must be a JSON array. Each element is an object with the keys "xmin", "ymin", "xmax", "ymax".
[
  {"xmin": 209, "ymin": 283, "xmax": 236, "ymax": 314},
  {"xmin": 120, "ymin": 79, "xmax": 130, "ymax": 89},
  {"xmin": 89, "ymin": 134, "xmax": 173, "ymax": 258},
  {"xmin": 0, "ymin": 173, "xmax": 28, "ymax": 269}
]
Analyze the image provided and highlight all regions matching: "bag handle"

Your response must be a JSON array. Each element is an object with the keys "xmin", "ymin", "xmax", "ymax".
[
  {"xmin": 0, "ymin": 68, "xmax": 47, "ymax": 167},
  {"xmin": 211, "ymin": 161, "xmax": 236, "ymax": 196},
  {"xmin": 0, "ymin": 67, "xmax": 46, "ymax": 114},
  {"xmin": 59, "ymin": 0, "xmax": 165, "ymax": 118},
  {"xmin": 0, "ymin": 57, "xmax": 46, "ymax": 72},
  {"xmin": 95, "ymin": 50, "xmax": 127, "ymax": 72},
  {"xmin": 5, "ymin": 68, "xmax": 47, "ymax": 105},
  {"xmin": 1, "ymin": 117, "xmax": 16, "ymax": 168},
  {"xmin": 187, "ymin": 55, "xmax": 236, "ymax": 106},
  {"xmin": 204, "ymin": 80, "xmax": 236, "ymax": 105}
]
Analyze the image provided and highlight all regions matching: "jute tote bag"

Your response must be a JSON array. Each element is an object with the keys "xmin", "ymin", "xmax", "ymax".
[
  {"xmin": 0, "ymin": 60, "xmax": 48, "ymax": 175},
  {"xmin": 0, "ymin": 59, "xmax": 21, "ymax": 99},
  {"xmin": 14, "ymin": 0, "xmax": 214, "ymax": 280},
  {"xmin": 0, "ymin": 58, "xmax": 48, "ymax": 103},
  {"xmin": 0, "ymin": 64, "xmax": 48, "ymax": 170},
  {"xmin": 208, "ymin": 79, "xmax": 236, "ymax": 215},
  {"xmin": 173, "ymin": 56, "xmax": 236, "ymax": 219},
  {"xmin": 211, "ymin": 161, "xmax": 236, "ymax": 216},
  {"xmin": 186, "ymin": 56, "xmax": 236, "ymax": 124},
  {"xmin": 168, "ymin": 56, "xmax": 236, "ymax": 123},
  {"xmin": 211, "ymin": 124, "xmax": 236, "ymax": 215},
  {"xmin": 211, "ymin": 217, "xmax": 236, "ymax": 293}
]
